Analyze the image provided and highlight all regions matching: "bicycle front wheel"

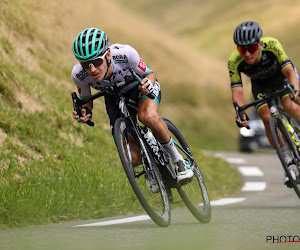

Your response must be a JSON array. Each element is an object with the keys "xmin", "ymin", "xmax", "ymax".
[
  {"xmin": 270, "ymin": 116, "xmax": 300, "ymax": 198},
  {"xmin": 163, "ymin": 118, "xmax": 211, "ymax": 223},
  {"xmin": 114, "ymin": 118, "xmax": 171, "ymax": 227}
]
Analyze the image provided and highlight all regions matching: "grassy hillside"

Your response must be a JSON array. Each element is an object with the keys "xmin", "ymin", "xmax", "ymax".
[
  {"xmin": 0, "ymin": 0, "xmax": 241, "ymax": 228},
  {"xmin": 114, "ymin": 0, "xmax": 300, "ymax": 148},
  {"xmin": 114, "ymin": 0, "xmax": 300, "ymax": 64},
  {"xmin": 28, "ymin": 0, "xmax": 238, "ymax": 151}
]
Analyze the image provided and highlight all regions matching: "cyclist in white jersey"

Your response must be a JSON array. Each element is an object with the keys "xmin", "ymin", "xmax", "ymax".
[{"xmin": 71, "ymin": 28, "xmax": 193, "ymax": 192}]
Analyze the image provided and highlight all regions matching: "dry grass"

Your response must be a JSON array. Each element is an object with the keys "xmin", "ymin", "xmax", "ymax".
[
  {"xmin": 17, "ymin": 0, "xmax": 233, "ymax": 135},
  {"xmin": 0, "ymin": 128, "xmax": 7, "ymax": 147},
  {"xmin": 21, "ymin": 0, "xmax": 228, "ymax": 89},
  {"xmin": 0, "ymin": 0, "xmax": 243, "ymax": 228}
]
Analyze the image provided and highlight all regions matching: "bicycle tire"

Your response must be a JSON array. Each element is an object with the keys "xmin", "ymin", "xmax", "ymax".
[
  {"xmin": 162, "ymin": 118, "xmax": 211, "ymax": 223},
  {"xmin": 269, "ymin": 116, "xmax": 300, "ymax": 198},
  {"xmin": 114, "ymin": 118, "xmax": 171, "ymax": 227}
]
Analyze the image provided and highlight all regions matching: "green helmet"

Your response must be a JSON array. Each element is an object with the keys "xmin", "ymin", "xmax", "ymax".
[{"xmin": 72, "ymin": 28, "xmax": 110, "ymax": 62}]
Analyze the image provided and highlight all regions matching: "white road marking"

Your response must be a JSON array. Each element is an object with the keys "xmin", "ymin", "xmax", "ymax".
[
  {"xmin": 73, "ymin": 155, "xmax": 270, "ymax": 228},
  {"xmin": 238, "ymin": 166, "xmax": 264, "ymax": 176},
  {"xmin": 242, "ymin": 182, "xmax": 266, "ymax": 191},
  {"xmin": 73, "ymin": 198, "xmax": 247, "ymax": 227},
  {"xmin": 210, "ymin": 198, "xmax": 246, "ymax": 206},
  {"xmin": 74, "ymin": 215, "xmax": 150, "ymax": 227},
  {"xmin": 225, "ymin": 158, "xmax": 247, "ymax": 164}
]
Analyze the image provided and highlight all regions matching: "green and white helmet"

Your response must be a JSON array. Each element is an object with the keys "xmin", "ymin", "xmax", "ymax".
[{"xmin": 72, "ymin": 28, "xmax": 110, "ymax": 62}]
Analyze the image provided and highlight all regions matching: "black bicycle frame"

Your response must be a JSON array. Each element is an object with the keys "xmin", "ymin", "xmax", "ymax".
[
  {"xmin": 233, "ymin": 84, "xmax": 295, "ymax": 126},
  {"xmin": 71, "ymin": 68, "xmax": 175, "ymax": 178},
  {"xmin": 233, "ymin": 83, "xmax": 300, "ymax": 160}
]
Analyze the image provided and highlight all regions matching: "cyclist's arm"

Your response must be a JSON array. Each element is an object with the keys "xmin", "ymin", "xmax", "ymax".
[
  {"xmin": 282, "ymin": 65, "xmax": 300, "ymax": 92},
  {"xmin": 232, "ymin": 86, "xmax": 245, "ymax": 106},
  {"xmin": 127, "ymin": 45, "xmax": 156, "ymax": 94},
  {"xmin": 232, "ymin": 86, "xmax": 248, "ymax": 126},
  {"xmin": 140, "ymin": 71, "xmax": 156, "ymax": 93},
  {"xmin": 71, "ymin": 64, "xmax": 93, "ymax": 122},
  {"xmin": 263, "ymin": 38, "xmax": 299, "ymax": 92}
]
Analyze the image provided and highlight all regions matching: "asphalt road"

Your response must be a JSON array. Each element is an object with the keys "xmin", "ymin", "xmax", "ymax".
[{"xmin": 1, "ymin": 152, "xmax": 300, "ymax": 250}]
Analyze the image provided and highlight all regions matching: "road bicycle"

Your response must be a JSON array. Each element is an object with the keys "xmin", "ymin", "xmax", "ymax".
[
  {"xmin": 71, "ymin": 69, "xmax": 211, "ymax": 227},
  {"xmin": 234, "ymin": 83, "xmax": 300, "ymax": 198}
]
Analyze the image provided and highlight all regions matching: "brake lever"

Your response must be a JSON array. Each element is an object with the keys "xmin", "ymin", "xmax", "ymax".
[
  {"xmin": 233, "ymin": 101, "xmax": 250, "ymax": 129},
  {"xmin": 71, "ymin": 92, "xmax": 94, "ymax": 127},
  {"xmin": 71, "ymin": 92, "xmax": 82, "ymax": 117}
]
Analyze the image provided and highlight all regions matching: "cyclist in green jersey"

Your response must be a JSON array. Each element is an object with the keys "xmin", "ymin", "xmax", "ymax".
[{"xmin": 228, "ymin": 21, "xmax": 300, "ymax": 186}]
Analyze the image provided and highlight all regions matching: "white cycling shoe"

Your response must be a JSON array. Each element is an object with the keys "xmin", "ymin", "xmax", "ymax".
[
  {"xmin": 284, "ymin": 164, "xmax": 297, "ymax": 188},
  {"xmin": 174, "ymin": 160, "xmax": 194, "ymax": 184},
  {"xmin": 146, "ymin": 175, "xmax": 159, "ymax": 194}
]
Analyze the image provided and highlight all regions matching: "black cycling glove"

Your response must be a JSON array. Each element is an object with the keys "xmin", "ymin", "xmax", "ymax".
[{"xmin": 235, "ymin": 113, "xmax": 249, "ymax": 128}]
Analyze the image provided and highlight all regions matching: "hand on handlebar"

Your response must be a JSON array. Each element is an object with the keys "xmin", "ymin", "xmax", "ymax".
[
  {"xmin": 72, "ymin": 107, "xmax": 92, "ymax": 123},
  {"xmin": 235, "ymin": 113, "xmax": 249, "ymax": 128},
  {"xmin": 138, "ymin": 78, "xmax": 154, "ymax": 96},
  {"xmin": 290, "ymin": 90, "xmax": 300, "ymax": 105}
]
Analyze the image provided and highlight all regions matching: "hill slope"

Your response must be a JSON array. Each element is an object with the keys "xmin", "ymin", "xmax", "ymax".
[
  {"xmin": 0, "ymin": 0, "xmax": 241, "ymax": 228},
  {"xmin": 114, "ymin": 0, "xmax": 300, "ymax": 64}
]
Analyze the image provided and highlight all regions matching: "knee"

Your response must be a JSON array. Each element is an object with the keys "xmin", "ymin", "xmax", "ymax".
[
  {"xmin": 138, "ymin": 111, "xmax": 159, "ymax": 126},
  {"xmin": 286, "ymin": 105, "xmax": 299, "ymax": 118},
  {"xmin": 259, "ymin": 113, "xmax": 271, "ymax": 127}
]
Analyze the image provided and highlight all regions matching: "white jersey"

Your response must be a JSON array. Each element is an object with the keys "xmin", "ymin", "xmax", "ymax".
[{"xmin": 71, "ymin": 44, "xmax": 153, "ymax": 99}]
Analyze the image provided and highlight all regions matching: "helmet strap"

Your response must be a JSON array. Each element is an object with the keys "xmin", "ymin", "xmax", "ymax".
[{"xmin": 103, "ymin": 56, "xmax": 111, "ymax": 79}]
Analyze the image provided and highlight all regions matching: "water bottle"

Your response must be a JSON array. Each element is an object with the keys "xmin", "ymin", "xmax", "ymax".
[{"xmin": 143, "ymin": 127, "xmax": 159, "ymax": 153}]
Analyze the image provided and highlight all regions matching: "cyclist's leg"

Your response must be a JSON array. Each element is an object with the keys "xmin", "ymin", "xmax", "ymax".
[
  {"xmin": 282, "ymin": 95, "xmax": 300, "ymax": 124},
  {"xmin": 252, "ymin": 80, "xmax": 275, "ymax": 147},
  {"xmin": 138, "ymin": 98, "xmax": 170, "ymax": 143},
  {"xmin": 105, "ymin": 94, "xmax": 141, "ymax": 166},
  {"xmin": 137, "ymin": 84, "xmax": 192, "ymax": 178},
  {"xmin": 137, "ymin": 85, "xmax": 181, "ymax": 161}
]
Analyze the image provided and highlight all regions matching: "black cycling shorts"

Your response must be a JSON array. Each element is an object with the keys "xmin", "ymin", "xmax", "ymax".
[{"xmin": 104, "ymin": 83, "xmax": 161, "ymax": 136}]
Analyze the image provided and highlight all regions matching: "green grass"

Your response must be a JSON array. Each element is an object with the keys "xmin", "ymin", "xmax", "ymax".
[{"xmin": 0, "ymin": 0, "xmax": 242, "ymax": 228}]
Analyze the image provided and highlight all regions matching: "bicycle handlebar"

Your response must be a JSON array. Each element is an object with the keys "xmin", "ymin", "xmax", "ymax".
[
  {"xmin": 233, "ymin": 83, "xmax": 295, "ymax": 130},
  {"xmin": 71, "ymin": 68, "xmax": 155, "ymax": 127}
]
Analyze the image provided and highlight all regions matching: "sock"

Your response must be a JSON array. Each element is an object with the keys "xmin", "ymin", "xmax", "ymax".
[{"xmin": 162, "ymin": 138, "xmax": 184, "ymax": 164}]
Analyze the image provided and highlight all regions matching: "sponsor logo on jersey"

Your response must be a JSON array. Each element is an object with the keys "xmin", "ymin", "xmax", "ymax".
[
  {"xmin": 76, "ymin": 69, "xmax": 89, "ymax": 81},
  {"xmin": 77, "ymin": 87, "xmax": 82, "ymax": 95},
  {"xmin": 113, "ymin": 55, "xmax": 128, "ymax": 60},
  {"xmin": 113, "ymin": 55, "xmax": 128, "ymax": 64},
  {"xmin": 138, "ymin": 58, "xmax": 147, "ymax": 72},
  {"xmin": 228, "ymin": 54, "xmax": 243, "ymax": 71},
  {"xmin": 265, "ymin": 40, "xmax": 283, "ymax": 56}
]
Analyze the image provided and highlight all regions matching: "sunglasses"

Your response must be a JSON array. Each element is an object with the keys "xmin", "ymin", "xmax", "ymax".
[
  {"xmin": 81, "ymin": 51, "xmax": 108, "ymax": 69},
  {"xmin": 237, "ymin": 44, "xmax": 259, "ymax": 55}
]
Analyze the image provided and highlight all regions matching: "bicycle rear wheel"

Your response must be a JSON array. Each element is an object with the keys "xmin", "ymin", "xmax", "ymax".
[
  {"xmin": 270, "ymin": 116, "xmax": 300, "ymax": 198},
  {"xmin": 163, "ymin": 118, "xmax": 211, "ymax": 223},
  {"xmin": 114, "ymin": 118, "xmax": 171, "ymax": 227}
]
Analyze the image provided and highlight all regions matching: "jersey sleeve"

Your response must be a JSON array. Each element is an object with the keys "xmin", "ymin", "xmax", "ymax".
[
  {"xmin": 126, "ymin": 45, "xmax": 152, "ymax": 77},
  {"xmin": 71, "ymin": 63, "xmax": 92, "ymax": 99},
  {"xmin": 262, "ymin": 37, "xmax": 292, "ymax": 69},
  {"xmin": 228, "ymin": 50, "xmax": 244, "ymax": 88}
]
